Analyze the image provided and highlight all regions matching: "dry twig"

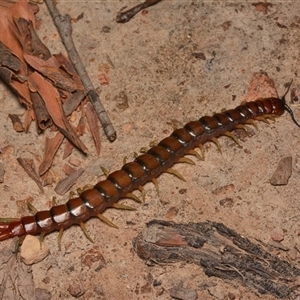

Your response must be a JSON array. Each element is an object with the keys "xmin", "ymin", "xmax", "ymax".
[
  {"xmin": 44, "ymin": 0, "xmax": 116, "ymax": 142},
  {"xmin": 116, "ymin": 0, "xmax": 162, "ymax": 23}
]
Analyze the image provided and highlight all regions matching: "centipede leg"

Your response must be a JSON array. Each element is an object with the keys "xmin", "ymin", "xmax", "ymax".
[
  {"xmin": 166, "ymin": 168, "xmax": 186, "ymax": 182},
  {"xmin": 58, "ymin": 228, "xmax": 64, "ymax": 251},
  {"xmin": 152, "ymin": 178, "xmax": 159, "ymax": 196},
  {"xmin": 187, "ymin": 149, "xmax": 204, "ymax": 161},
  {"xmin": 112, "ymin": 203, "xmax": 136, "ymax": 210},
  {"xmin": 125, "ymin": 193, "xmax": 143, "ymax": 203},
  {"xmin": 138, "ymin": 186, "xmax": 146, "ymax": 202},
  {"xmin": 97, "ymin": 214, "xmax": 118, "ymax": 229},
  {"xmin": 15, "ymin": 236, "xmax": 25, "ymax": 254},
  {"xmin": 27, "ymin": 202, "xmax": 38, "ymax": 214},
  {"xmin": 210, "ymin": 137, "xmax": 222, "ymax": 154},
  {"xmin": 178, "ymin": 157, "xmax": 196, "ymax": 165},
  {"xmin": 224, "ymin": 131, "xmax": 241, "ymax": 146},
  {"xmin": 39, "ymin": 232, "xmax": 46, "ymax": 250},
  {"xmin": 79, "ymin": 222, "xmax": 93, "ymax": 243},
  {"xmin": 256, "ymin": 116, "xmax": 270, "ymax": 124},
  {"xmin": 100, "ymin": 166, "xmax": 110, "ymax": 177},
  {"xmin": 236, "ymin": 124, "xmax": 249, "ymax": 135},
  {"xmin": 245, "ymin": 119, "xmax": 258, "ymax": 129}
]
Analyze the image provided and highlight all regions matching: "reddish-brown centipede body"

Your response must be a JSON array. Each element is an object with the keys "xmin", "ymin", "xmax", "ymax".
[{"xmin": 0, "ymin": 88, "xmax": 299, "ymax": 245}]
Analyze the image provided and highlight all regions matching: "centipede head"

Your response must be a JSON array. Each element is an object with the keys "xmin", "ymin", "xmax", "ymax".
[{"xmin": 281, "ymin": 80, "xmax": 300, "ymax": 128}]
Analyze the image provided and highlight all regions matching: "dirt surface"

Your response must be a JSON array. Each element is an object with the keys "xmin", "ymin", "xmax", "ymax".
[{"xmin": 1, "ymin": 1, "xmax": 300, "ymax": 299}]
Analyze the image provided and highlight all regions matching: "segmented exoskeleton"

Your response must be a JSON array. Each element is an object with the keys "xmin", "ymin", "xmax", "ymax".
[{"xmin": 0, "ymin": 85, "xmax": 299, "ymax": 247}]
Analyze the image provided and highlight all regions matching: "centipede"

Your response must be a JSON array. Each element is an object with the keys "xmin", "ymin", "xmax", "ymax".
[{"xmin": 0, "ymin": 83, "xmax": 299, "ymax": 248}]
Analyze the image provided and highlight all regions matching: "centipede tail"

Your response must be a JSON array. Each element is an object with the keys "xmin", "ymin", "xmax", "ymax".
[{"xmin": 0, "ymin": 93, "xmax": 298, "ymax": 244}]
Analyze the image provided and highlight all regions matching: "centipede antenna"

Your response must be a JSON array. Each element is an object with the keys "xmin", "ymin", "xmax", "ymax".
[
  {"xmin": 284, "ymin": 103, "xmax": 300, "ymax": 127},
  {"xmin": 281, "ymin": 80, "xmax": 300, "ymax": 128}
]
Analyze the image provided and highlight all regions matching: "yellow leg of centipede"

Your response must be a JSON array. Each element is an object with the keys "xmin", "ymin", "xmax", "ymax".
[
  {"xmin": 255, "ymin": 116, "xmax": 270, "ymax": 124},
  {"xmin": 224, "ymin": 131, "xmax": 241, "ymax": 146},
  {"xmin": 97, "ymin": 213, "xmax": 118, "ymax": 229},
  {"xmin": 152, "ymin": 178, "xmax": 160, "ymax": 196},
  {"xmin": 187, "ymin": 149, "xmax": 204, "ymax": 161},
  {"xmin": 112, "ymin": 203, "xmax": 136, "ymax": 210},
  {"xmin": 178, "ymin": 157, "xmax": 196, "ymax": 165},
  {"xmin": 245, "ymin": 119, "xmax": 258, "ymax": 129},
  {"xmin": 166, "ymin": 168, "xmax": 186, "ymax": 182},
  {"xmin": 79, "ymin": 222, "xmax": 93, "ymax": 243},
  {"xmin": 58, "ymin": 228, "xmax": 64, "ymax": 251},
  {"xmin": 125, "ymin": 193, "xmax": 143, "ymax": 203},
  {"xmin": 210, "ymin": 137, "xmax": 222, "ymax": 154}
]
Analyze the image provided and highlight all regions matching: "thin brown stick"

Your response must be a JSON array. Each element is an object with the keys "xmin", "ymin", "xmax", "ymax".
[
  {"xmin": 116, "ymin": 0, "xmax": 162, "ymax": 23},
  {"xmin": 44, "ymin": 0, "xmax": 116, "ymax": 142}
]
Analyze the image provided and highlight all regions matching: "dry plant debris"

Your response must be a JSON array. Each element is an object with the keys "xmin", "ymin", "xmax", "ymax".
[{"xmin": 0, "ymin": 0, "xmax": 105, "ymax": 193}]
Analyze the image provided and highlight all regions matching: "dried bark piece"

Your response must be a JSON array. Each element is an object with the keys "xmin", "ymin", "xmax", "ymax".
[
  {"xmin": 63, "ymin": 90, "xmax": 89, "ymax": 117},
  {"xmin": 8, "ymin": 114, "xmax": 24, "ymax": 132},
  {"xmin": 85, "ymin": 102, "xmax": 101, "ymax": 156},
  {"xmin": 269, "ymin": 156, "xmax": 292, "ymax": 186},
  {"xmin": 39, "ymin": 131, "xmax": 64, "ymax": 176},
  {"xmin": 28, "ymin": 71, "xmax": 88, "ymax": 153},
  {"xmin": 30, "ymin": 90, "xmax": 52, "ymax": 130},
  {"xmin": 24, "ymin": 54, "xmax": 83, "ymax": 92},
  {"xmin": 15, "ymin": 17, "xmax": 51, "ymax": 60},
  {"xmin": 20, "ymin": 235, "xmax": 50, "ymax": 265},
  {"xmin": 133, "ymin": 220, "xmax": 300, "ymax": 298},
  {"xmin": 17, "ymin": 157, "xmax": 44, "ymax": 193},
  {"xmin": 54, "ymin": 167, "xmax": 84, "ymax": 195}
]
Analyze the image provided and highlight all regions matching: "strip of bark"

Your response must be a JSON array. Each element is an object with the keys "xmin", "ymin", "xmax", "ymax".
[
  {"xmin": 134, "ymin": 220, "xmax": 300, "ymax": 298},
  {"xmin": 8, "ymin": 114, "xmax": 24, "ymax": 132},
  {"xmin": 30, "ymin": 91, "xmax": 52, "ymax": 130},
  {"xmin": 44, "ymin": 0, "xmax": 116, "ymax": 142}
]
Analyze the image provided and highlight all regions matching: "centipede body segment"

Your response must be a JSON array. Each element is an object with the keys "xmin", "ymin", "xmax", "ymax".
[{"xmin": 0, "ymin": 93, "xmax": 299, "ymax": 245}]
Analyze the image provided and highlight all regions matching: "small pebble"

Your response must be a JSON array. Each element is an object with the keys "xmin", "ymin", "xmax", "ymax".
[
  {"xmin": 271, "ymin": 231, "xmax": 284, "ymax": 242},
  {"xmin": 269, "ymin": 156, "xmax": 292, "ymax": 186},
  {"xmin": 20, "ymin": 235, "xmax": 50, "ymax": 265}
]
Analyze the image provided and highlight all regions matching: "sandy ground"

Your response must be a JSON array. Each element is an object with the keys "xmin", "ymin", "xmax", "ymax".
[{"xmin": 1, "ymin": 1, "xmax": 300, "ymax": 299}]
